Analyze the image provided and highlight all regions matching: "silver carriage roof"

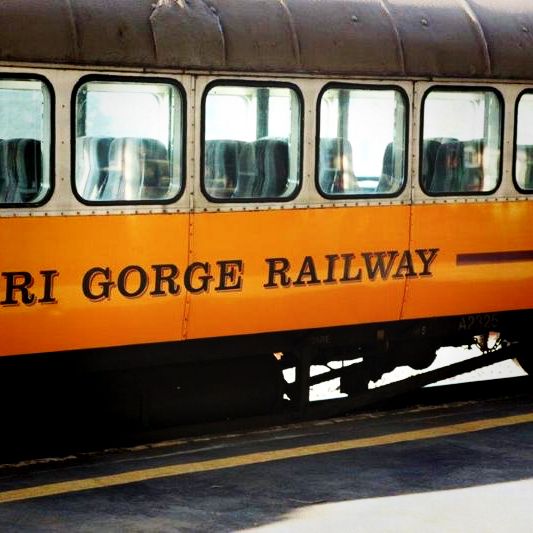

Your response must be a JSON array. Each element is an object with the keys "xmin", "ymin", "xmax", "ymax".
[{"xmin": 1, "ymin": 0, "xmax": 533, "ymax": 80}]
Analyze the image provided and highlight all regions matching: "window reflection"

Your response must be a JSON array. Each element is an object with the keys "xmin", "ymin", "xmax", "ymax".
[
  {"xmin": 421, "ymin": 90, "xmax": 501, "ymax": 195},
  {"xmin": 0, "ymin": 79, "xmax": 51, "ymax": 205},
  {"xmin": 515, "ymin": 93, "xmax": 533, "ymax": 191},
  {"xmin": 203, "ymin": 84, "xmax": 301, "ymax": 201},
  {"xmin": 318, "ymin": 87, "xmax": 407, "ymax": 197},
  {"xmin": 75, "ymin": 79, "xmax": 183, "ymax": 203}
]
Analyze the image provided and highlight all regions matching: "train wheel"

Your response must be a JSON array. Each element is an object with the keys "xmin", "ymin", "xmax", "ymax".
[
  {"xmin": 137, "ymin": 354, "xmax": 285, "ymax": 427},
  {"xmin": 515, "ymin": 354, "xmax": 533, "ymax": 377},
  {"xmin": 513, "ymin": 340, "xmax": 533, "ymax": 376}
]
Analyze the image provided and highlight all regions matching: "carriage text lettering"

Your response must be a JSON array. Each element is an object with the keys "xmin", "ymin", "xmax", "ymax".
[{"xmin": 0, "ymin": 248, "xmax": 439, "ymax": 305}]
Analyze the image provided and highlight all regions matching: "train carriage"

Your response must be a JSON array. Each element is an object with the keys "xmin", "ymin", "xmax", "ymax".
[{"xmin": 1, "ymin": 0, "xmax": 532, "ymax": 446}]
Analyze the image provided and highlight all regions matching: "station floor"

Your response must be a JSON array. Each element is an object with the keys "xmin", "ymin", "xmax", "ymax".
[{"xmin": 0, "ymin": 389, "xmax": 532, "ymax": 532}]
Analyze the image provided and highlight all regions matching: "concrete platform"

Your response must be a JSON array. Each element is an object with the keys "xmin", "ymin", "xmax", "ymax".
[{"xmin": 0, "ymin": 389, "xmax": 532, "ymax": 532}]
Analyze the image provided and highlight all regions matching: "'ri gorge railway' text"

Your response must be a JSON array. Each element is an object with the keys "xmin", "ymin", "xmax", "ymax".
[{"xmin": 0, "ymin": 248, "xmax": 439, "ymax": 306}]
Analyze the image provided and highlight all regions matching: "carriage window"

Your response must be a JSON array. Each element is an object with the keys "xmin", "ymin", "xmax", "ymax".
[
  {"xmin": 421, "ymin": 89, "xmax": 501, "ymax": 195},
  {"xmin": 0, "ymin": 79, "xmax": 51, "ymax": 206},
  {"xmin": 203, "ymin": 84, "xmax": 301, "ymax": 201},
  {"xmin": 515, "ymin": 93, "xmax": 533, "ymax": 192},
  {"xmin": 318, "ymin": 87, "xmax": 407, "ymax": 197},
  {"xmin": 74, "ymin": 79, "xmax": 183, "ymax": 203}
]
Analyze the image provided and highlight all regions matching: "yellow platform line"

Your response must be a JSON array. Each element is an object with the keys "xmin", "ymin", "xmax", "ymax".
[{"xmin": 1, "ymin": 411, "xmax": 533, "ymax": 504}]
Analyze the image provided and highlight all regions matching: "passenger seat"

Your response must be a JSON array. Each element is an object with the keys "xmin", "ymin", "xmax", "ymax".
[
  {"xmin": 319, "ymin": 137, "xmax": 356, "ymax": 194},
  {"xmin": 253, "ymin": 138, "xmax": 289, "ymax": 198},
  {"xmin": 76, "ymin": 136, "xmax": 113, "ymax": 200},
  {"xmin": 0, "ymin": 138, "xmax": 42, "ymax": 203},
  {"xmin": 431, "ymin": 141, "xmax": 464, "ymax": 193},
  {"xmin": 204, "ymin": 140, "xmax": 243, "ymax": 198},
  {"xmin": 103, "ymin": 137, "xmax": 170, "ymax": 201}
]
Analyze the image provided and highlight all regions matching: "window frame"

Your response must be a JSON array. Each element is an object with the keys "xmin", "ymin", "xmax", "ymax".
[
  {"xmin": 0, "ymin": 73, "xmax": 55, "ymax": 209},
  {"xmin": 513, "ymin": 88, "xmax": 533, "ymax": 195},
  {"xmin": 71, "ymin": 74, "xmax": 187, "ymax": 206},
  {"xmin": 200, "ymin": 79, "xmax": 304, "ymax": 204},
  {"xmin": 315, "ymin": 82, "xmax": 409, "ymax": 201},
  {"xmin": 419, "ymin": 84, "xmax": 504, "ymax": 198}
]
